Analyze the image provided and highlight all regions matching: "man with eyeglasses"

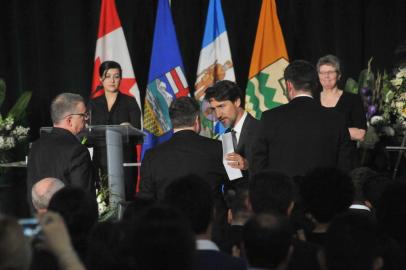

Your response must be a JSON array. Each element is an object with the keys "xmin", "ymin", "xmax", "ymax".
[{"xmin": 27, "ymin": 93, "xmax": 96, "ymax": 213}]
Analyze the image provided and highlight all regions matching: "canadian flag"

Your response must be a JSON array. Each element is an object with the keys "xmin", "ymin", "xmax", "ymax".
[{"xmin": 91, "ymin": 0, "xmax": 141, "ymax": 110}]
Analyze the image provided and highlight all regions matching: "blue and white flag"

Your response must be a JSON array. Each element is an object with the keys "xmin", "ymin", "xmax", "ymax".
[
  {"xmin": 142, "ymin": 0, "xmax": 190, "ymax": 157},
  {"xmin": 194, "ymin": 0, "xmax": 235, "ymax": 138}
]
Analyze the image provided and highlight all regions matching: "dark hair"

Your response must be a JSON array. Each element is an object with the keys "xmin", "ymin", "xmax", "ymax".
[
  {"xmin": 301, "ymin": 167, "xmax": 354, "ymax": 223},
  {"xmin": 224, "ymin": 187, "xmax": 250, "ymax": 217},
  {"xmin": 99, "ymin": 61, "xmax": 122, "ymax": 78},
  {"xmin": 169, "ymin": 97, "xmax": 200, "ymax": 129},
  {"xmin": 86, "ymin": 221, "xmax": 137, "ymax": 270},
  {"xmin": 133, "ymin": 205, "xmax": 195, "ymax": 270},
  {"xmin": 325, "ymin": 211, "xmax": 377, "ymax": 270},
  {"xmin": 362, "ymin": 174, "xmax": 390, "ymax": 209},
  {"xmin": 249, "ymin": 170, "xmax": 295, "ymax": 215},
  {"xmin": 243, "ymin": 213, "xmax": 292, "ymax": 269},
  {"xmin": 122, "ymin": 197, "xmax": 155, "ymax": 224},
  {"xmin": 163, "ymin": 175, "xmax": 214, "ymax": 234},
  {"xmin": 350, "ymin": 167, "xmax": 379, "ymax": 202},
  {"xmin": 204, "ymin": 80, "xmax": 243, "ymax": 104},
  {"xmin": 376, "ymin": 181, "xmax": 406, "ymax": 251},
  {"xmin": 48, "ymin": 187, "xmax": 98, "ymax": 258},
  {"xmin": 284, "ymin": 60, "xmax": 318, "ymax": 93}
]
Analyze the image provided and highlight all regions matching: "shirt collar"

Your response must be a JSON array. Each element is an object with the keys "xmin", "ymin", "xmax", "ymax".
[
  {"xmin": 196, "ymin": 239, "xmax": 220, "ymax": 251},
  {"xmin": 349, "ymin": 204, "xmax": 371, "ymax": 212},
  {"xmin": 233, "ymin": 111, "xmax": 247, "ymax": 135},
  {"xmin": 293, "ymin": 94, "xmax": 313, "ymax": 99}
]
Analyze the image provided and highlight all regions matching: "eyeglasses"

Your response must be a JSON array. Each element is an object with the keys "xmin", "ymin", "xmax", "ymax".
[
  {"xmin": 318, "ymin": 71, "xmax": 337, "ymax": 77},
  {"xmin": 64, "ymin": 112, "xmax": 89, "ymax": 120}
]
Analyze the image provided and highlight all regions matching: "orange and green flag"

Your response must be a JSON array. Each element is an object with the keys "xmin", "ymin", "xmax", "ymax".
[{"xmin": 245, "ymin": 0, "xmax": 289, "ymax": 119}]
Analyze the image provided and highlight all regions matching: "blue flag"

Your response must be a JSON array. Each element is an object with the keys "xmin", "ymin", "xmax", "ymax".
[
  {"xmin": 142, "ymin": 0, "xmax": 190, "ymax": 158},
  {"xmin": 195, "ymin": 0, "xmax": 235, "ymax": 138}
]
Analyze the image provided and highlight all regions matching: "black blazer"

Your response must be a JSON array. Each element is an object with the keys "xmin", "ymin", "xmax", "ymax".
[
  {"xmin": 27, "ymin": 128, "xmax": 96, "ymax": 194},
  {"xmin": 235, "ymin": 113, "xmax": 260, "ymax": 182},
  {"xmin": 139, "ymin": 130, "xmax": 228, "ymax": 200},
  {"xmin": 251, "ymin": 96, "xmax": 352, "ymax": 177}
]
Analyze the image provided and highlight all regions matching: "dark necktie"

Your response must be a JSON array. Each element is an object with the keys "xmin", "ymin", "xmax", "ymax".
[{"xmin": 231, "ymin": 129, "xmax": 238, "ymax": 151}]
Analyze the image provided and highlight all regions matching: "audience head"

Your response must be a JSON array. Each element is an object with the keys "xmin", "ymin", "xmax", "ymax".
[
  {"xmin": 224, "ymin": 187, "xmax": 252, "ymax": 225},
  {"xmin": 163, "ymin": 175, "xmax": 214, "ymax": 235},
  {"xmin": 169, "ymin": 96, "xmax": 200, "ymax": 131},
  {"xmin": 48, "ymin": 186, "xmax": 98, "ymax": 257},
  {"xmin": 350, "ymin": 167, "xmax": 379, "ymax": 204},
  {"xmin": 301, "ymin": 167, "xmax": 354, "ymax": 224},
  {"xmin": 249, "ymin": 170, "xmax": 295, "ymax": 216},
  {"xmin": 86, "ymin": 221, "xmax": 136, "ymax": 270},
  {"xmin": 204, "ymin": 80, "xmax": 244, "ymax": 129},
  {"xmin": 0, "ymin": 215, "xmax": 32, "ymax": 270},
  {"xmin": 121, "ymin": 196, "xmax": 155, "ymax": 224},
  {"xmin": 50, "ymin": 93, "xmax": 88, "ymax": 134},
  {"xmin": 243, "ymin": 213, "xmax": 293, "ymax": 270},
  {"xmin": 325, "ymin": 211, "xmax": 379, "ymax": 270},
  {"xmin": 31, "ymin": 177, "xmax": 65, "ymax": 213},
  {"xmin": 133, "ymin": 205, "xmax": 195, "ymax": 270},
  {"xmin": 376, "ymin": 180, "xmax": 406, "ymax": 252},
  {"xmin": 284, "ymin": 60, "xmax": 318, "ymax": 99}
]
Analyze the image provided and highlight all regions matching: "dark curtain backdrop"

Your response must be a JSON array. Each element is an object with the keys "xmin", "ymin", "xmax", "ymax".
[{"xmin": 1, "ymin": 0, "xmax": 406, "ymax": 140}]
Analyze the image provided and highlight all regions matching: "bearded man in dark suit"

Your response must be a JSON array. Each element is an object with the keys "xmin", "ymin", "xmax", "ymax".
[
  {"xmin": 139, "ymin": 96, "xmax": 228, "ymax": 201},
  {"xmin": 251, "ymin": 60, "xmax": 352, "ymax": 177},
  {"xmin": 27, "ymin": 93, "xmax": 96, "ymax": 209},
  {"xmin": 205, "ymin": 80, "xmax": 260, "ymax": 187}
]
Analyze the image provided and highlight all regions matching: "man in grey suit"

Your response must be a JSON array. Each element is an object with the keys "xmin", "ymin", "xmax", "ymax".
[
  {"xmin": 205, "ymin": 80, "xmax": 260, "ymax": 186},
  {"xmin": 251, "ymin": 60, "xmax": 352, "ymax": 177}
]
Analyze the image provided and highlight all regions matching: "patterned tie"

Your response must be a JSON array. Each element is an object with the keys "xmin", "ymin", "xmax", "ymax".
[{"xmin": 231, "ymin": 129, "xmax": 238, "ymax": 151}]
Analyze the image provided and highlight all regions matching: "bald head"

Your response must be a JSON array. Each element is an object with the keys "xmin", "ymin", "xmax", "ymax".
[{"xmin": 32, "ymin": 178, "xmax": 65, "ymax": 212}]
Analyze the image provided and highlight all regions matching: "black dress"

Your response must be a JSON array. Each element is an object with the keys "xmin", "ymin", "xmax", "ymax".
[
  {"xmin": 87, "ymin": 92, "xmax": 142, "ymax": 200},
  {"xmin": 317, "ymin": 91, "xmax": 367, "ymax": 168}
]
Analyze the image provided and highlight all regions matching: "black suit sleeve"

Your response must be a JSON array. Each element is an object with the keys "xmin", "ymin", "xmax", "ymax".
[
  {"xmin": 139, "ymin": 150, "xmax": 155, "ymax": 199},
  {"xmin": 250, "ymin": 114, "xmax": 270, "ymax": 176},
  {"xmin": 128, "ymin": 98, "xmax": 142, "ymax": 129},
  {"xmin": 69, "ymin": 145, "xmax": 95, "ymax": 195},
  {"xmin": 350, "ymin": 94, "xmax": 367, "ymax": 130}
]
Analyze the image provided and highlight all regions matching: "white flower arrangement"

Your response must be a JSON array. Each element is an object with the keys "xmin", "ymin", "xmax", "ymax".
[{"xmin": 0, "ymin": 115, "xmax": 29, "ymax": 152}]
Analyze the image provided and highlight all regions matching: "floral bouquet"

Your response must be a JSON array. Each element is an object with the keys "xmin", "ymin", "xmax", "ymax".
[
  {"xmin": 345, "ymin": 59, "xmax": 406, "ymax": 150},
  {"xmin": 0, "ymin": 79, "xmax": 31, "ymax": 164}
]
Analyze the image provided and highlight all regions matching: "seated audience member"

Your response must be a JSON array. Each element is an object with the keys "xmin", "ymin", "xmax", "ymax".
[
  {"xmin": 243, "ymin": 213, "xmax": 293, "ymax": 270},
  {"xmin": 376, "ymin": 181, "xmax": 406, "ymax": 255},
  {"xmin": 121, "ymin": 196, "xmax": 154, "ymax": 224},
  {"xmin": 324, "ymin": 211, "xmax": 383, "ymax": 270},
  {"xmin": 31, "ymin": 177, "xmax": 65, "ymax": 213},
  {"xmin": 0, "ymin": 215, "xmax": 31, "ymax": 270},
  {"xmin": 163, "ymin": 176, "xmax": 247, "ymax": 270},
  {"xmin": 224, "ymin": 188, "xmax": 253, "ymax": 256},
  {"xmin": 86, "ymin": 221, "xmax": 137, "ymax": 270},
  {"xmin": 132, "ymin": 205, "xmax": 196, "ymax": 270},
  {"xmin": 249, "ymin": 170, "xmax": 321, "ymax": 270},
  {"xmin": 301, "ymin": 167, "xmax": 354, "ymax": 247},
  {"xmin": 48, "ymin": 186, "xmax": 98, "ymax": 261},
  {"xmin": 38, "ymin": 211, "xmax": 86, "ymax": 270}
]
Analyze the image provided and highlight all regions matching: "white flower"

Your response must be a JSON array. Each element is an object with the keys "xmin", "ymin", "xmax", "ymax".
[
  {"xmin": 396, "ymin": 68, "xmax": 406, "ymax": 79},
  {"xmin": 11, "ymin": 126, "xmax": 29, "ymax": 141},
  {"xmin": 382, "ymin": 126, "xmax": 395, "ymax": 136},
  {"xmin": 370, "ymin": 115, "xmax": 384, "ymax": 125}
]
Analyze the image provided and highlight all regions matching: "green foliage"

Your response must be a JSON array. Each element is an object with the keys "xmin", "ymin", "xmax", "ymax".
[
  {"xmin": 344, "ymin": 78, "xmax": 359, "ymax": 94},
  {"xmin": 0, "ymin": 78, "xmax": 32, "ymax": 122}
]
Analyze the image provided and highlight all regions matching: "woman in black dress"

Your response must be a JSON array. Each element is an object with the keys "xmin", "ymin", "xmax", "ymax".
[
  {"xmin": 88, "ymin": 61, "xmax": 142, "ymax": 200},
  {"xmin": 316, "ymin": 55, "xmax": 367, "ymax": 168}
]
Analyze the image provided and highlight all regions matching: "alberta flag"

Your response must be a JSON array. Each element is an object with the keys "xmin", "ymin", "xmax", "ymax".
[
  {"xmin": 142, "ymin": 0, "xmax": 190, "ymax": 157},
  {"xmin": 245, "ymin": 0, "xmax": 289, "ymax": 120},
  {"xmin": 91, "ymin": 0, "xmax": 141, "ymax": 112},
  {"xmin": 195, "ymin": 0, "xmax": 235, "ymax": 138}
]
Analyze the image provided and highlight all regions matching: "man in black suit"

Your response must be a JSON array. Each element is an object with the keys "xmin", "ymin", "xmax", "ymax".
[
  {"xmin": 27, "ymin": 93, "xmax": 96, "ymax": 208},
  {"xmin": 205, "ymin": 80, "xmax": 260, "ymax": 186},
  {"xmin": 139, "ymin": 96, "xmax": 228, "ymax": 200},
  {"xmin": 251, "ymin": 60, "xmax": 352, "ymax": 177}
]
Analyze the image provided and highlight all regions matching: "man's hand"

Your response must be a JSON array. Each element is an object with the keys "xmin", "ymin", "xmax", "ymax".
[{"xmin": 226, "ymin": 152, "xmax": 248, "ymax": 170}]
